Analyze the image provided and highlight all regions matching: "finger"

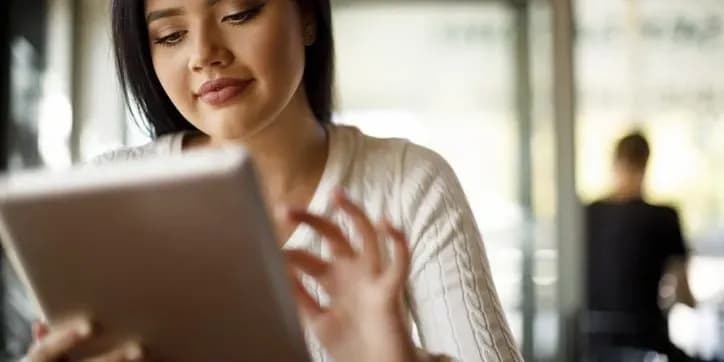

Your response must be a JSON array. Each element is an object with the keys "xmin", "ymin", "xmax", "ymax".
[
  {"xmin": 285, "ymin": 249, "xmax": 330, "ymax": 278},
  {"xmin": 32, "ymin": 321, "xmax": 50, "ymax": 341},
  {"xmin": 332, "ymin": 189, "xmax": 381, "ymax": 271},
  {"xmin": 286, "ymin": 208, "xmax": 355, "ymax": 258},
  {"xmin": 84, "ymin": 342, "xmax": 144, "ymax": 362},
  {"xmin": 28, "ymin": 320, "xmax": 92, "ymax": 361},
  {"xmin": 289, "ymin": 271, "xmax": 324, "ymax": 322},
  {"xmin": 380, "ymin": 220, "xmax": 411, "ymax": 288}
]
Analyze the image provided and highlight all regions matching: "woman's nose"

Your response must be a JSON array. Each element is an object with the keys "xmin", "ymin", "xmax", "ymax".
[{"xmin": 189, "ymin": 24, "xmax": 233, "ymax": 72}]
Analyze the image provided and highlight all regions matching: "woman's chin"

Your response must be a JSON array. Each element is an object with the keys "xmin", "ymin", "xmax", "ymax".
[{"xmin": 200, "ymin": 117, "xmax": 270, "ymax": 144}]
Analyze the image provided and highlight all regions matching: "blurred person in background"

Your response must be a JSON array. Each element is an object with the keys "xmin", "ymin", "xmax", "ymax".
[{"xmin": 585, "ymin": 132, "xmax": 697, "ymax": 362}]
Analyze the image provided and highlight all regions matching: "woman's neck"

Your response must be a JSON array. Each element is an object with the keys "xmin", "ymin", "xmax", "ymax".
[
  {"xmin": 185, "ymin": 91, "xmax": 329, "ymax": 211},
  {"xmin": 245, "ymin": 108, "xmax": 328, "ymax": 207}
]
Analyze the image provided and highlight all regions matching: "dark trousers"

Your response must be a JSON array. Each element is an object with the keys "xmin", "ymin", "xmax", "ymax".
[{"xmin": 583, "ymin": 310, "xmax": 693, "ymax": 362}]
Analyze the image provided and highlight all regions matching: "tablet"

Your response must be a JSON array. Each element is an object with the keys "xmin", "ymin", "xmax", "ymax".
[{"xmin": 0, "ymin": 147, "xmax": 309, "ymax": 362}]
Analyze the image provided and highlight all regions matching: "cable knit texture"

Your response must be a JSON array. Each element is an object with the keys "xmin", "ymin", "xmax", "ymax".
[{"xmin": 94, "ymin": 125, "xmax": 523, "ymax": 362}]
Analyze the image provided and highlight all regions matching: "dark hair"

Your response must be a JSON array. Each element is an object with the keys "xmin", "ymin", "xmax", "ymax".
[
  {"xmin": 111, "ymin": 0, "xmax": 335, "ymax": 138},
  {"xmin": 615, "ymin": 131, "xmax": 650, "ymax": 171}
]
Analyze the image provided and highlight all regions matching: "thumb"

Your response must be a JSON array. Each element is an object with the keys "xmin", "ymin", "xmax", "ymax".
[
  {"xmin": 289, "ymin": 271, "xmax": 324, "ymax": 323},
  {"xmin": 32, "ymin": 321, "xmax": 50, "ymax": 341}
]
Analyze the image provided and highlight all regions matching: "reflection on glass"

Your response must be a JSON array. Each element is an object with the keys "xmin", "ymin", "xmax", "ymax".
[{"xmin": 9, "ymin": 37, "xmax": 43, "ymax": 169}]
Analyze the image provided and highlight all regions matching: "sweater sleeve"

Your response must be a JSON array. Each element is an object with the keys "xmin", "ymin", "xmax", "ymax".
[{"xmin": 399, "ymin": 144, "xmax": 522, "ymax": 362}]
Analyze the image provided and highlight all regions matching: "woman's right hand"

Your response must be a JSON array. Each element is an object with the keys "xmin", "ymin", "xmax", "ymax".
[{"xmin": 26, "ymin": 319, "xmax": 144, "ymax": 362}]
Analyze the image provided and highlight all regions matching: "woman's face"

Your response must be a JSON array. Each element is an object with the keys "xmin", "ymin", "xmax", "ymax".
[{"xmin": 145, "ymin": 0, "xmax": 310, "ymax": 140}]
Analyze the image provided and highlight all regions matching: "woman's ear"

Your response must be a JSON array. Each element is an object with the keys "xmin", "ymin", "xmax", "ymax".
[
  {"xmin": 304, "ymin": 24, "xmax": 317, "ymax": 46},
  {"xmin": 301, "ymin": 7, "xmax": 317, "ymax": 46}
]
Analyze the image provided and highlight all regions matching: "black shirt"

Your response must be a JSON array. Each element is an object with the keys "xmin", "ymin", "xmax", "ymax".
[{"xmin": 586, "ymin": 198, "xmax": 688, "ymax": 322}]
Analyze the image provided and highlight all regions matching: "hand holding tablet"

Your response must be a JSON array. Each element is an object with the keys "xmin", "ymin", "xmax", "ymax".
[{"xmin": 0, "ymin": 148, "xmax": 308, "ymax": 362}]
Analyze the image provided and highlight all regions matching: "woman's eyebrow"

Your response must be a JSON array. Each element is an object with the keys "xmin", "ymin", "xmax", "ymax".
[
  {"xmin": 147, "ymin": 8, "xmax": 184, "ymax": 24},
  {"xmin": 146, "ymin": 0, "xmax": 223, "ymax": 24}
]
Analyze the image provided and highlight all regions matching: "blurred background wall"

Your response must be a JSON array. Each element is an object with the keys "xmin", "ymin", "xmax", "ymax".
[{"xmin": 0, "ymin": 0, "xmax": 722, "ymax": 361}]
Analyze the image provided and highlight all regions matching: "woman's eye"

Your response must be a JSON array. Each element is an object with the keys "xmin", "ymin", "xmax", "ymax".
[
  {"xmin": 223, "ymin": 12, "xmax": 250, "ymax": 24},
  {"xmin": 154, "ymin": 31, "xmax": 187, "ymax": 47},
  {"xmin": 222, "ymin": 6, "xmax": 263, "ymax": 25}
]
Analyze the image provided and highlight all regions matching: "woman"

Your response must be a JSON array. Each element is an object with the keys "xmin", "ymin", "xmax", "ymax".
[{"xmin": 25, "ymin": 0, "xmax": 521, "ymax": 361}]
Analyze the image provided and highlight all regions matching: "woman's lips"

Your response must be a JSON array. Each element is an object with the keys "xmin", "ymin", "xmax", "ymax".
[{"xmin": 196, "ymin": 78, "xmax": 253, "ymax": 107}]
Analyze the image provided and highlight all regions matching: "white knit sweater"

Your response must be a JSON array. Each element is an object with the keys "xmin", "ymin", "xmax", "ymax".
[{"xmin": 96, "ymin": 125, "xmax": 522, "ymax": 362}]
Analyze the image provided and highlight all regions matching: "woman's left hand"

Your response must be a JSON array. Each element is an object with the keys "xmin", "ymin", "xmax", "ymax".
[{"xmin": 281, "ymin": 189, "xmax": 418, "ymax": 362}]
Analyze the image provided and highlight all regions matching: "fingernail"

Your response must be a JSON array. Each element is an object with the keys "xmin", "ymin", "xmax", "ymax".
[
  {"xmin": 377, "ymin": 221, "xmax": 388, "ymax": 232},
  {"xmin": 332, "ymin": 186, "xmax": 347, "ymax": 198},
  {"xmin": 331, "ymin": 188, "xmax": 348, "ymax": 206},
  {"xmin": 274, "ymin": 205, "xmax": 291, "ymax": 220},
  {"xmin": 124, "ymin": 344, "xmax": 143, "ymax": 360},
  {"xmin": 76, "ymin": 320, "xmax": 92, "ymax": 338},
  {"xmin": 384, "ymin": 219, "xmax": 394, "ymax": 229}
]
